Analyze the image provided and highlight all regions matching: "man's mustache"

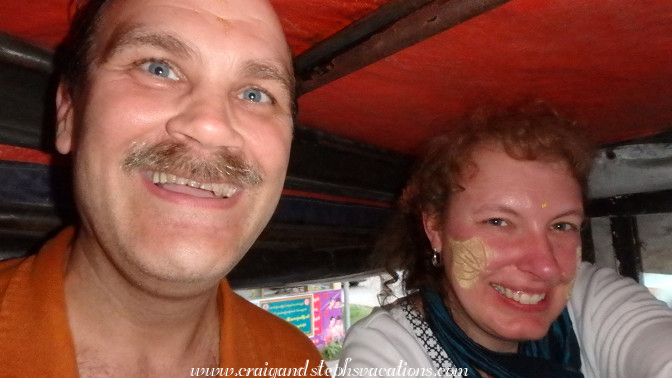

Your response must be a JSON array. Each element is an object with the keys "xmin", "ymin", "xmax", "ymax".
[{"xmin": 122, "ymin": 141, "xmax": 263, "ymax": 187}]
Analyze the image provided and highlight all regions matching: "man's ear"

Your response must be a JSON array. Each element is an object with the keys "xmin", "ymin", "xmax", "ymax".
[
  {"xmin": 422, "ymin": 211, "xmax": 443, "ymax": 251},
  {"xmin": 55, "ymin": 83, "xmax": 75, "ymax": 154}
]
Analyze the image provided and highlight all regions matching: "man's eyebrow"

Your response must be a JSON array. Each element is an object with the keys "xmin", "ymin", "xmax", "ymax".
[
  {"xmin": 242, "ymin": 60, "xmax": 294, "ymax": 92},
  {"xmin": 102, "ymin": 27, "xmax": 197, "ymax": 61}
]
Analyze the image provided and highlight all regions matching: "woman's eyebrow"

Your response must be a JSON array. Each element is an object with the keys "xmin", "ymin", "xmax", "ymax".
[
  {"xmin": 554, "ymin": 209, "xmax": 585, "ymax": 219},
  {"xmin": 472, "ymin": 204, "xmax": 520, "ymax": 217}
]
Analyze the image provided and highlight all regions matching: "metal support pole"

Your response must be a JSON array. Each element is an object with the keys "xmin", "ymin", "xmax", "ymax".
[
  {"xmin": 580, "ymin": 220, "xmax": 596, "ymax": 263},
  {"xmin": 343, "ymin": 281, "xmax": 351, "ymax": 330},
  {"xmin": 609, "ymin": 216, "xmax": 643, "ymax": 282}
]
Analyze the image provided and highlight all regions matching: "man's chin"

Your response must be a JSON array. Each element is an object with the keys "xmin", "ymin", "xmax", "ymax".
[{"xmin": 122, "ymin": 247, "xmax": 239, "ymax": 293}]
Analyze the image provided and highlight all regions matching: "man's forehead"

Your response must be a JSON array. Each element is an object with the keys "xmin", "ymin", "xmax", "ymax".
[
  {"xmin": 92, "ymin": 0, "xmax": 292, "ymax": 69},
  {"xmin": 98, "ymin": 0, "xmax": 285, "ymax": 34}
]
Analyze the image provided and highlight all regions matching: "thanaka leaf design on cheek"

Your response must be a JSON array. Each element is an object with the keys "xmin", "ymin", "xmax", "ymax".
[{"xmin": 449, "ymin": 238, "xmax": 493, "ymax": 289}]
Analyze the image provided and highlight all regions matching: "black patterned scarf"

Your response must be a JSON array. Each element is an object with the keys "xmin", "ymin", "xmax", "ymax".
[{"xmin": 420, "ymin": 286, "xmax": 583, "ymax": 378}]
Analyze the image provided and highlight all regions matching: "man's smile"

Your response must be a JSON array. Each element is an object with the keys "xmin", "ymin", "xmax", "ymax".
[{"xmin": 149, "ymin": 170, "xmax": 239, "ymax": 198}]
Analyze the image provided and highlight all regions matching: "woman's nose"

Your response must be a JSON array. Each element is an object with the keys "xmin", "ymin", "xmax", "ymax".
[{"xmin": 517, "ymin": 232, "xmax": 562, "ymax": 281}]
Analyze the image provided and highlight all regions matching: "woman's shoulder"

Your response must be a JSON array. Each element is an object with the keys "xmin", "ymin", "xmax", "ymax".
[
  {"xmin": 569, "ymin": 262, "xmax": 672, "ymax": 378},
  {"xmin": 352, "ymin": 295, "xmax": 417, "ymax": 324},
  {"xmin": 340, "ymin": 295, "xmax": 436, "ymax": 371},
  {"xmin": 572, "ymin": 262, "xmax": 660, "ymax": 304},
  {"xmin": 345, "ymin": 295, "xmax": 422, "ymax": 342}
]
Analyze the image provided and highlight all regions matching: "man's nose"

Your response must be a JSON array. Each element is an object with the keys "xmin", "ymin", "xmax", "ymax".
[
  {"xmin": 166, "ymin": 90, "xmax": 244, "ymax": 150},
  {"xmin": 517, "ymin": 231, "xmax": 562, "ymax": 281}
]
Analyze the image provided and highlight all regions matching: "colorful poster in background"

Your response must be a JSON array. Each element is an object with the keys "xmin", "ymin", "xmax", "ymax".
[
  {"xmin": 259, "ymin": 294, "xmax": 313, "ymax": 336},
  {"xmin": 310, "ymin": 289, "xmax": 344, "ymax": 349},
  {"xmin": 253, "ymin": 289, "xmax": 344, "ymax": 351}
]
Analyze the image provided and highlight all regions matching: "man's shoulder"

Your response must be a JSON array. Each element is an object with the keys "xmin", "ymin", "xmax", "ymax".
[
  {"xmin": 0, "ymin": 228, "xmax": 73, "ymax": 299},
  {"xmin": 0, "ymin": 256, "xmax": 26, "ymax": 272},
  {"xmin": 0, "ymin": 256, "xmax": 31, "ymax": 297}
]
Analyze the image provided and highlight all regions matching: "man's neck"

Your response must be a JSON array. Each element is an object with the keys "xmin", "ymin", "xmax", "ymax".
[{"xmin": 64, "ymin": 240, "xmax": 221, "ymax": 377}]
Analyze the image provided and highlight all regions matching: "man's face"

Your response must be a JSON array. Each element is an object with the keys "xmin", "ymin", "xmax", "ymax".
[
  {"xmin": 56, "ymin": 0, "xmax": 294, "ymax": 291},
  {"xmin": 424, "ymin": 145, "xmax": 583, "ymax": 352}
]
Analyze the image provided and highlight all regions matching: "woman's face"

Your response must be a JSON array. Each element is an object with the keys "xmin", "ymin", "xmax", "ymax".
[{"xmin": 423, "ymin": 145, "xmax": 584, "ymax": 352}]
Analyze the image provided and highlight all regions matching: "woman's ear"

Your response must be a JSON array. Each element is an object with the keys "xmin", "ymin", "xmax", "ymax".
[
  {"xmin": 422, "ymin": 212, "xmax": 443, "ymax": 251},
  {"xmin": 55, "ymin": 83, "xmax": 75, "ymax": 154}
]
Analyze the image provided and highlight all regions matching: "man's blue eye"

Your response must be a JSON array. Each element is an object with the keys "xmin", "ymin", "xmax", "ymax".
[
  {"xmin": 141, "ymin": 61, "xmax": 178, "ymax": 80},
  {"xmin": 240, "ymin": 88, "xmax": 271, "ymax": 103}
]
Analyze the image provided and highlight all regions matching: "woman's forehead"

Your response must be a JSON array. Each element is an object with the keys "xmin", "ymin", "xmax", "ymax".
[{"xmin": 453, "ymin": 147, "xmax": 581, "ymax": 207}]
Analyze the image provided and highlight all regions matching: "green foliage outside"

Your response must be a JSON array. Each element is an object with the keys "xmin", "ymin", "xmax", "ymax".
[
  {"xmin": 320, "ymin": 304, "xmax": 373, "ymax": 360},
  {"xmin": 349, "ymin": 304, "xmax": 373, "ymax": 325},
  {"xmin": 320, "ymin": 341, "xmax": 342, "ymax": 360}
]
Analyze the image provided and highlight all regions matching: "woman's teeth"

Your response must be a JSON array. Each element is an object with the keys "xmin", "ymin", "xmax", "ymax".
[{"xmin": 492, "ymin": 284, "xmax": 546, "ymax": 305}]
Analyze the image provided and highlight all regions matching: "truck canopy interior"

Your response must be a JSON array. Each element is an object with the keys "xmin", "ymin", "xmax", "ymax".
[{"xmin": 2, "ymin": 0, "xmax": 672, "ymax": 288}]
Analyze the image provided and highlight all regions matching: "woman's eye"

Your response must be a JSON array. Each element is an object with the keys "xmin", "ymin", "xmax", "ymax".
[
  {"xmin": 486, "ymin": 218, "xmax": 508, "ymax": 227},
  {"xmin": 552, "ymin": 222, "xmax": 576, "ymax": 231},
  {"xmin": 140, "ymin": 61, "xmax": 178, "ymax": 80},
  {"xmin": 239, "ymin": 88, "xmax": 272, "ymax": 104}
]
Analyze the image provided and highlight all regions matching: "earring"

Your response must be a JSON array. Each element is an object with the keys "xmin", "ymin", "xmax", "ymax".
[{"xmin": 431, "ymin": 247, "xmax": 442, "ymax": 268}]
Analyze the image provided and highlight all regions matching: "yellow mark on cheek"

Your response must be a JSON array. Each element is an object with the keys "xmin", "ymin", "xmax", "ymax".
[
  {"xmin": 566, "ymin": 246, "xmax": 582, "ymax": 300},
  {"xmin": 541, "ymin": 202, "xmax": 548, "ymax": 208},
  {"xmin": 576, "ymin": 246, "xmax": 582, "ymax": 266},
  {"xmin": 450, "ymin": 238, "xmax": 492, "ymax": 289}
]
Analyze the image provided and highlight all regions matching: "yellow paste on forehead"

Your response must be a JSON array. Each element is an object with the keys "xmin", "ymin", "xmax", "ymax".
[
  {"xmin": 216, "ymin": 16, "xmax": 231, "ymax": 27},
  {"xmin": 450, "ymin": 238, "xmax": 493, "ymax": 289},
  {"xmin": 191, "ymin": 0, "xmax": 232, "ymax": 28}
]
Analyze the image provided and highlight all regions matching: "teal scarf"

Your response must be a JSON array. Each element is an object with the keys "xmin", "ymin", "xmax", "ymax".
[{"xmin": 420, "ymin": 286, "xmax": 583, "ymax": 378}]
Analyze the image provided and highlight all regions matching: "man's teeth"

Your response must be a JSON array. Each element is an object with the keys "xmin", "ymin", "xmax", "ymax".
[
  {"xmin": 492, "ymin": 284, "xmax": 546, "ymax": 305},
  {"xmin": 151, "ymin": 171, "xmax": 237, "ymax": 198}
]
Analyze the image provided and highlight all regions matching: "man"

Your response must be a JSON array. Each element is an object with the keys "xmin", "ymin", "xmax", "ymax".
[{"xmin": 0, "ymin": 0, "xmax": 325, "ymax": 376}]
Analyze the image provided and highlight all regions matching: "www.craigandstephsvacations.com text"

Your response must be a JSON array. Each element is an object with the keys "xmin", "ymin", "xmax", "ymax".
[{"xmin": 190, "ymin": 359, "xmax": 469, "ymax": 377}]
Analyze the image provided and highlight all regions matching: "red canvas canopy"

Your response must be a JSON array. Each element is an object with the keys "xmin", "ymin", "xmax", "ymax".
[{"xmin": 3, "ymin": 0, "xmax": 671, "ymax": 153}]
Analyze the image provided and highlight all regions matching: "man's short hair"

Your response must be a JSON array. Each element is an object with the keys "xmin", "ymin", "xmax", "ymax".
[{"xmin": 56, "ymin": 0, "xmax": 111, "ymax": 96}]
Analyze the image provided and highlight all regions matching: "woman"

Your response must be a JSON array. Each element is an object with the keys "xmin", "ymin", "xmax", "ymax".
[{"xmin": 339, "ymin": 105, "xmax": 672, "ymax": 377}]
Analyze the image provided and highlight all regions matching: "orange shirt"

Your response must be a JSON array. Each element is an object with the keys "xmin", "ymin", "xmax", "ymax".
[{"xmin": 0, "ymin": 228, "xmax": 326, "ymax": 376}]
